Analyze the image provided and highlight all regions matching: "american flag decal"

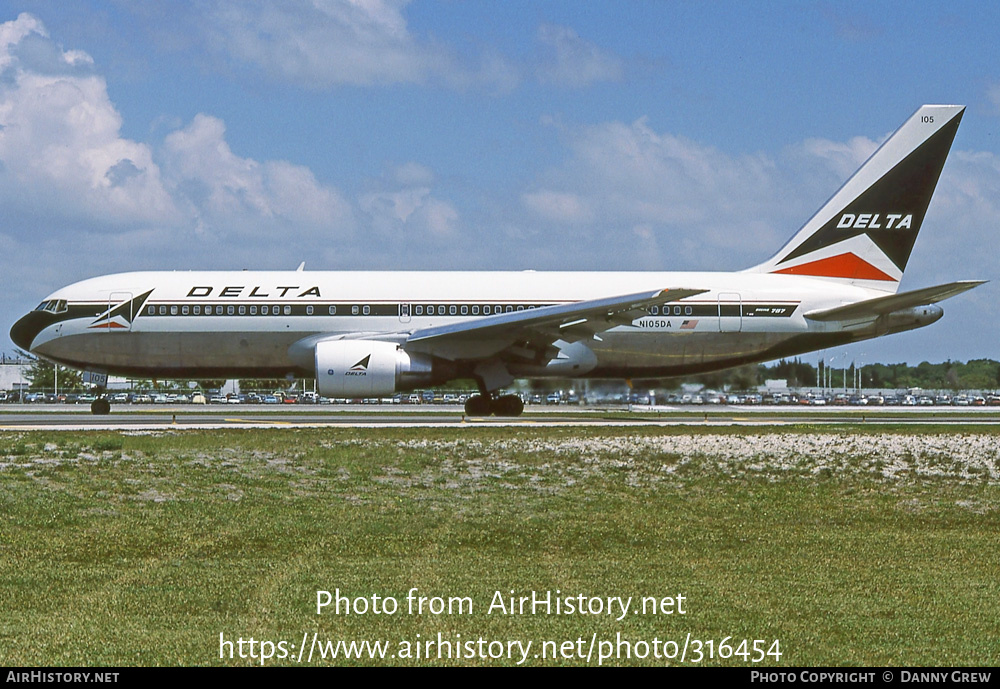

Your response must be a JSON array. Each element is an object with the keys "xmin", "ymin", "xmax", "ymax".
[{"xmin": 680, "ymin": 320, "xmax": 698, "ymax": 329}]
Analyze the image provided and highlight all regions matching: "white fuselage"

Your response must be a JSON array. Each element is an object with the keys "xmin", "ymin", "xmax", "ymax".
[{"xmin": 16, "ymin": 269, "xmax": 921, "ymax": 382}]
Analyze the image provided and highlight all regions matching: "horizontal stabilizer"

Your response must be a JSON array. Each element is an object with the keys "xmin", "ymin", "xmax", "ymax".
[{"xmin": 804, "ymin": 280, "xmax": 985, "ymax": 322}]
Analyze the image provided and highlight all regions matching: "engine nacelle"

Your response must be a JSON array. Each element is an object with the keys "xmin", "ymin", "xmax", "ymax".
[
  {"xmin": 316, "ymin": 340, "xmax": 434, "ymax": 397},
  {"xmin": 877, "ymin": 304, "xmax": 944, "ymax": 336}
]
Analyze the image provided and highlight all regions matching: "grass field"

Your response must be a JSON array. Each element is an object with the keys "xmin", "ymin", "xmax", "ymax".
[{"xmin": 2, "ymin": 425, "xmax": 998, "ymax": 666}]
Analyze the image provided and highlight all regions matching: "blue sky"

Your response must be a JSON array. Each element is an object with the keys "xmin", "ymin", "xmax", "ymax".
[{"xmin": 2, "ymin": 1, "xmax": 998, "ymax": 369}]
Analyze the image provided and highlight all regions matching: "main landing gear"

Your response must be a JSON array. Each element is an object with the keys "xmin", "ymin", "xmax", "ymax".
[{"xmin": 464, "ymin": 393, "xmax": 524, "ymax": 417}]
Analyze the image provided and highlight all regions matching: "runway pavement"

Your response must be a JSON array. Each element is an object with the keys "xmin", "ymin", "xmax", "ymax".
[{"xmin": 1, "ymin": 403, "xmax": 999, "ymax": 430}]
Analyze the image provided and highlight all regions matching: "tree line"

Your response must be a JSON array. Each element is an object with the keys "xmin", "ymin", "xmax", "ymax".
[{"xmin": 689, "ymin": 358, "xmax": 1000, "ymax": 392}]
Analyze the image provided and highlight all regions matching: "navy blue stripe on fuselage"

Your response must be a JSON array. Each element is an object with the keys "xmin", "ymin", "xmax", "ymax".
[{"xmin": 135, "ymin": 301, "xmax": 799, "ymax": 319}]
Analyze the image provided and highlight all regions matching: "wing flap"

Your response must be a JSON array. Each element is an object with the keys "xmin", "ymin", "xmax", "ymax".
[
  {"xmin": 804, "ymin": 280, "xmax": 985, "ymax": 322},
  {"xmin": 405, "ymin": 287, "xmax": 708, "ymax": 360}
]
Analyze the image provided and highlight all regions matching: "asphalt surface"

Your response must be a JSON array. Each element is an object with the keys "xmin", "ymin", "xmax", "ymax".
[{"xmin": 1, "ymin": 403, "xmax": 999, "ymax": 430}]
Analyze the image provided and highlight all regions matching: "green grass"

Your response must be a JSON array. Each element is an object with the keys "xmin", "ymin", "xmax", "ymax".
[{"xmin": 1, "ymin": 427, "xmax": 998, "ymax": 666}]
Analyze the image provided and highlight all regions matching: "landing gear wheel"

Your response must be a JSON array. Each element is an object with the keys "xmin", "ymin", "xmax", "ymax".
[
  {"xmin": 492, "ymin": 394, "xmax": 524, "ymax": 417},
  {"xmin": 91, "ymin": 398, "xmax": 111, "ymax": 415},
  {"xmin": 464, "ymin": 394, "xmax": 492, "ymax": 417}
]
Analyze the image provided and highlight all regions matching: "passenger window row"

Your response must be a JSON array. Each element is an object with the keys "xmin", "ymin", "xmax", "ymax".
[
  {"xmin": 142, "ymin": 303, "xmax": 551, "ymax": 317},
  {"xmin": 413, "ymin": 304, "xmax": 544, "ymax": 316},
  {"xmin": 147, "ymin": 304, "xmax": 297, "ymax": 316},
  {"xmin": 649, "ymin": 305, "xmax": 694, "ymax": 316}
]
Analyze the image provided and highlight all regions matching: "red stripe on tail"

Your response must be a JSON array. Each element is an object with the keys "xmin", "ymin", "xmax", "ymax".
[{"xmin": 772, "ymin": 252, "xmax": 897, "ymax": 281}]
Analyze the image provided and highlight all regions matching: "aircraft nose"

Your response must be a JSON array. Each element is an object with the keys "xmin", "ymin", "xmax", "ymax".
[{"xmin": 9, "ymin": 311, "xmax": 48, "ymax": 351}]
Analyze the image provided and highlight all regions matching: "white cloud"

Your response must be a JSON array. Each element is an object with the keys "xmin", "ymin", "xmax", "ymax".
[
  {"xmin": 986, "ymin": 82, "xmax": 1000, "ymax": 115},
  {"xmin": 0, "ymin": 12, "xmax": 471, "ymax": 270},
  {"xmin": 914, "ymin": 149, "xmax": 1000, "ymax": 282},
  {"xmin": 0, "ymin": 14, "xmax": 356, "ymax": 246},
  {"xmin": 390, "ymin": 161, "xmax": 435, "ymax": 187},
  {"xmin": 536, "ymin": 24, "xmax": 624, "ymax": 88},
  {"xmin": 202, "ymin": 0, "xmax": 453, "ymax": 87},
  {"xmin": 795, "ymin": 135, "xmax": 878, "ymax": 180},
  {"xmin": 472, "ymin": 45, "xmax": 522, "ymax": 95},
  {"xmin": 197, "ymin": 0, "xmax": 526, "ymax": 92},
  {"xmin": 360, "ymin": 165, "xmax": 460, "ymax": 240},
  {"xmin": 521, "ymin": 190, "xmax": 595, "ymax": 224},
  {"xmin": 520, "ymin": 116, "xmax": 1000, "ymax": 285},
  {"xmin": 112, "ymin": 5, "xmax": 628, "ymax": 94},
  {"xmin": 0, "ymin": 12, "xmax": 45, "ymax": 71},
  {"xmin": 161, "ymin": 114, "xmax": 354, "ymax": 238},
  {"xmin": 521, "ymin": 117, "xmax": 784, "ymax": 268},
  {"xmin": 0, "ymin": 14, "xmax": 176, "ymax": 230}
]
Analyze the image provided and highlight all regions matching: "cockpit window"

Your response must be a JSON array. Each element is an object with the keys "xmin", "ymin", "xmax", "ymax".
[{"xmin": 36, "ymin": 300, "xmax": 68, "ymax": 314}]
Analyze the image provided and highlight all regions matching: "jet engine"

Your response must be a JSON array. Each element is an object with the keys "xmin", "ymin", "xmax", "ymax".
[
  {"xmin": 878, "ymin": 305, "xmax": 944, "ymax": 336},
  {"xmin": 315, "ymin": 340, "xmax": 435, "ymax": 397}
]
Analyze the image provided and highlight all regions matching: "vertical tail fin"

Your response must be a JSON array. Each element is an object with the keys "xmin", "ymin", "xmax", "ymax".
[{"xmin": 750, "ymin": 105, "xmax": 964, "ymax": 292}]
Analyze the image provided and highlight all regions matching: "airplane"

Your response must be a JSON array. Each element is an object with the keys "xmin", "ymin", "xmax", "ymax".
[{"xmin": 9, "ymin": 104, "xmax": 985, "ymax": 416}]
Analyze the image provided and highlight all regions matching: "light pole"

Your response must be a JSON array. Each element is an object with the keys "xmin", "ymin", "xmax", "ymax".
[
  {"xmin": 827, "ymin": 353, "xmax": 847, "ymax": 400},
  {"xmin": 855, "ymin": 352, "xmax": 866, "ymax": 395},
  {"xmin": 835, "ymin": 352, "xmax": 847, "ymax": 395}
]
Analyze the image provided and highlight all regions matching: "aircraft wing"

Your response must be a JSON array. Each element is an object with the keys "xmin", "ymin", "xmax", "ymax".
[
  {"xmin": 804, "ymin": 280, "xmax": 985, "ymax": 322},
  {"xmin": 405, "ymin": 287, "xmax": 708, "ymax": 360}
]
